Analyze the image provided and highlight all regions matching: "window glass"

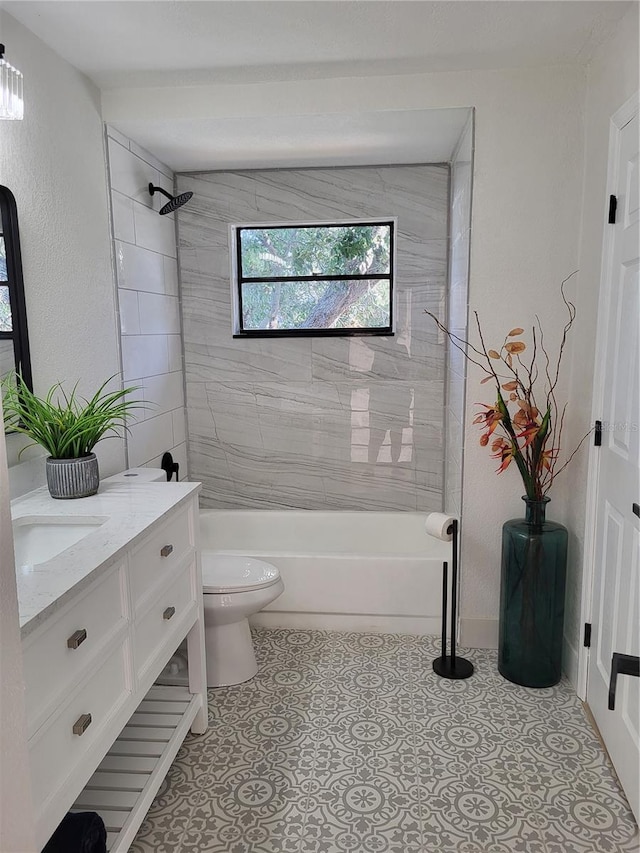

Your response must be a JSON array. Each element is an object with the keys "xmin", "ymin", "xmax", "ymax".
[{"xmin": 235, "ymin": 221, "xmax": 394, "ymax": 335}]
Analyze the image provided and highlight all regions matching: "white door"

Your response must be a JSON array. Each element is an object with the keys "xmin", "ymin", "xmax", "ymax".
[{"xmin": 586, "ymin": 103, "xmax": 640, "ymax": 821}]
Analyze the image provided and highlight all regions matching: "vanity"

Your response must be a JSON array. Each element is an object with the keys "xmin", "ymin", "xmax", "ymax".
[{"xmin": 13, "ymin": 479, "xmax": 206, "ymax": 852}]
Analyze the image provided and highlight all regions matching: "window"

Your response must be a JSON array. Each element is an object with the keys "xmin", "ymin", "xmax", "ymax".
[{"xmin": 233, "ymin": 221, "xmax": 394, "ymax": 336}]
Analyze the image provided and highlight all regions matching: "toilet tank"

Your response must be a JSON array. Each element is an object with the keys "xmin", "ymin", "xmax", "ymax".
[{"xmin": 102, "ymin": 468, "xmax": 166, "ymax": 484}]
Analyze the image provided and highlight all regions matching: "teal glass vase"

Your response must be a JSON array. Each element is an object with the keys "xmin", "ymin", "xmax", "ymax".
[{"xmin": 498, "ymin": 496, "xmax": 568, "ymax": 688}]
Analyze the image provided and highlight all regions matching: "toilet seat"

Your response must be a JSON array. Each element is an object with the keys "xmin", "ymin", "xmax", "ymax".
[{"xmin": 202, "ymin": 554, "xmax": 281, "ymax": 594}]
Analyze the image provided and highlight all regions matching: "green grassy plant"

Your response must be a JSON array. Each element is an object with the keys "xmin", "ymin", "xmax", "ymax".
[{"xmin": 2, "ymin": 374, "xmax": 144, "ymax": 459}]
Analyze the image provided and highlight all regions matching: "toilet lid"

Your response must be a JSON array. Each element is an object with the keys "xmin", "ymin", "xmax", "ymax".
[{"xmin": 201, "ymin": 554, "xmax": 281, "ymax": 593}]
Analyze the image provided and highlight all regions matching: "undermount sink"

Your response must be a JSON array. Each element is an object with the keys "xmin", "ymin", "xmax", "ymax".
[{"xmin": 12, "ymin": 516, "xmax": 108, "ymax": 569}]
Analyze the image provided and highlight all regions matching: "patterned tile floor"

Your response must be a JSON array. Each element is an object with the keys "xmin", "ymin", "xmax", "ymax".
[{"xmin": 131, "ymin": 629, "xmax": 639, "ymax": 853}]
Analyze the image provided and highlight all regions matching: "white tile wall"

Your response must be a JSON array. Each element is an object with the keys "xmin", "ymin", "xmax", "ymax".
[
  {"xmin": 118, "ymin": 289, "xmax": 140, "ymax": 335},
  {"xmin": 111, "ymin": 191, "xmax": 135, "ymax": 243},
  {"xmin": 108, "ymin": 138, "xmax": 156, "ymax": 207},
  {"xmin": 138, "ymin": 292, "xmax": 181, "ymax": 335},
  {"xmin": 172, "ymin": 408, "xmax": 187, "ymax": 446},
  {"xmin": 121, "ymin": 334, "xmax": 170, "ymax": 381},
  {"xmin": 163, "ymin": 256, "xmax": 179, "ymax": 296},
  {"xmin": 143, "ymin": 372, "xmax": 185, "ymax": 416},
  {"xmin": 167, "ymin": 335, "xmax": 183, "ymax": 373},
  {"xmin": 130, "ymin": 140, "xmax": 173, "ymax": 179},
  {"xmin": 127, "ymin": 411, "xmax": 175, "ymax": 468},
  {"xmin": 133, "ymin": 202, "xmax": 178, "ymax": 257},
  {"xmin": 115, "ymin": 241, "xmax": 165, "ymax": 293},
  {"xmin": 106, "ymin": 125, "xmax": 188, "ymax": 476}
]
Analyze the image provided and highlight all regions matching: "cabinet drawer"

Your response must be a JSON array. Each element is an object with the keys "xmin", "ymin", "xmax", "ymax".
[
  {"xmin": 134, "ymin": 562, "xmax": 196, "ymax": 680},
  {"xmin": 23, "ymin": 565, "xmax": 127, "ymax": 735},
  {"xmin": 29, "ymin": 640, "xmax": 130, "ymax": 818},
  {"xmin": 129, "ymin": 507, "xmax": 193, "ymax": 611}
]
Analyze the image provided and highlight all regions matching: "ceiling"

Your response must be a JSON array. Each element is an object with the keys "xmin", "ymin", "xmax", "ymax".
[
  {"xmin": 4, "ymin": 1, "xmax": 632, "ymax": 88},
  {"xmin": 110, "ymin": 108, "xmax": 471, "ymax": 173},
  {"xmin": 4, "ymin": 1, "xmax": 633, "ymax": 171}
]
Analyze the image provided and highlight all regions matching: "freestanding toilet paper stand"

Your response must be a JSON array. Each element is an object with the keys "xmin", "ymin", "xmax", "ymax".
[{"xmin": 432, "ymin": 519, "xmax": 474, "ymax": 680}]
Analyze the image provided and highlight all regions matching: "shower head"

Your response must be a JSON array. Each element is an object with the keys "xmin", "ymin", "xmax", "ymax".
[{"xmin": 148, "ymin": 183, "xmax": 193, "ymax": 215}]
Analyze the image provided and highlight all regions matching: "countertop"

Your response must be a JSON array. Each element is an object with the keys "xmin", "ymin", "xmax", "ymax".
[{"xmin": 12, "ymin": 480, "xmax": 201, "ymax": 638}]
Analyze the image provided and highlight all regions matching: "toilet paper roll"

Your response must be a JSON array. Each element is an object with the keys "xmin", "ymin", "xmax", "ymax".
[{"xmin": 425, "ymin": 512, "xmax": 457, "ymax": 541}]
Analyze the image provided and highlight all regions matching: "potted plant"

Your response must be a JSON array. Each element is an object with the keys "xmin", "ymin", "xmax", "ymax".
[
  {"xmin": 2, "ymin": 374, "xmax": 143, "ymax": 499},
  {"xmin": 426, "ymin": 275, "xmax": 591, "ymax": 687}
]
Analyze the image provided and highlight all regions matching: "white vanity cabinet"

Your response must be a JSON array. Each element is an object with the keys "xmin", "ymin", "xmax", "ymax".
[{"xmin": 17, "ymin": 487, "xmax": 206, "ymax": 853}]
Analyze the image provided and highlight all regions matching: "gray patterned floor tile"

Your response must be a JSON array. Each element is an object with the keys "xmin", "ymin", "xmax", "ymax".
[
  {"xmin": 299, "ymin": 769, "xmax": 423, "ymax": 853},
  {"xmin": 420, "ymin": 766, "xmax": 547, "ymax": 852},
  {"xmin": 131, "ymin": 628, "xmax": 638, "ymax": 852}
]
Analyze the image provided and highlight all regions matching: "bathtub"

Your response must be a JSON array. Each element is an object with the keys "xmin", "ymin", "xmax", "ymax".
[{"xmin": 199, "ymin": 510, "xmax": 452, "ymax": 634}]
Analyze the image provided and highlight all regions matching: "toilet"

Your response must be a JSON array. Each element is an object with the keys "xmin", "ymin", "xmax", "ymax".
[
  {"xmin": 105, "ymin": 469, "xmax": 284, "ymax": 688},
  {"xmin": 201, "ymin": 554, "xmax": 284, "ymax": 687}
]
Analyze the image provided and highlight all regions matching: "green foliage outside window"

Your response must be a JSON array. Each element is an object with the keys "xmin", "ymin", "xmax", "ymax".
[{"xmin": 237, "ymin": 223, "xmax": 393, "ymax": 332}]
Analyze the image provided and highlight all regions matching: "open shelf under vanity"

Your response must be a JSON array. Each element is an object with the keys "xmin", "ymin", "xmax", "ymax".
[{"xmin": 70, "ymin": 684, "xmax": 201, "ymax": 852}]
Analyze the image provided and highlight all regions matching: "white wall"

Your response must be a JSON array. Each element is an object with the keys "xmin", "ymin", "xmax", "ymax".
[
  {"xmin": 444, "ymin": 113, "xmax": 473, "ymax": 519},
  {"xmin": 0, "ymin": 11, "xmax": 124, "ymax": 491},
  {"xmin": 0, "ymin": 403, "xmax": 36, "ymax": 853},
  {"xmin": 106, "ymin": 127, "xmax": 188, "ymax": 477},
  {"xmin": 561, "ymin": 3, "xmax": 640, "ymax": 685}
]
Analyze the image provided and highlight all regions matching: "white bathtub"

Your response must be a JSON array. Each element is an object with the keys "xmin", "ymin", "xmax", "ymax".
[{"xmin": 199, "ymin": 510, "xmax": 452, "ymax": 634}]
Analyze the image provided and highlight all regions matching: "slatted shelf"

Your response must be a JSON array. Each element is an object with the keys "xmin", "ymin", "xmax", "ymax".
[{"xmin": 69, "ymin": 684, "xmax": 201, "ymax": 852}]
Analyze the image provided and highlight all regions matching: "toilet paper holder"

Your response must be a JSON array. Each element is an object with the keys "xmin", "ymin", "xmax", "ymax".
[{"xmin": 432, "ymin": 518, "xmax": 474, "ymax": 680}]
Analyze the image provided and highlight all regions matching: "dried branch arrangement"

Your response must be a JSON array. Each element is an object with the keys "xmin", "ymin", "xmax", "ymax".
[{"xmin": 426, "ymin": 273, "xmax": 591, "ymax": 500}]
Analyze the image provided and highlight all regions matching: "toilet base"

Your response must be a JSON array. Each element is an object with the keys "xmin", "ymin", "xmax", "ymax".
[{"xmin": 205, "ymin": 617, "xmax": 258, "ymax": 687}]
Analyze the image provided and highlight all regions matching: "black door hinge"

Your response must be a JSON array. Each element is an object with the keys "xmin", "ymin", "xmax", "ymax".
[
  {"xmin": 608, "ymin": 195, "xmax": 617, "ymax": 224},
  {"xmin": 594, "ymin": 420, "xmax": 602, "ymax": 446},
  {"xmin": 584, "ymin": 623, "xmax": 592, "ymax": 648}
]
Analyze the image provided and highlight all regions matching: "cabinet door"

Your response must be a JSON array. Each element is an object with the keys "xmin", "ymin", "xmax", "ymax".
[
  {"xmin": 129, "ymin": 507, "xmax": 194, "ymax": 614},
  {"xmin": 22, "ymin": 564, "xmax": 128, "ymax": 736},
  {"xmin": 30, "ymin": 640, "xmax": 131, "ymax": 849},
  {"xmin": 133, "ymin": 560, "xmax": 198, "ymax": 683}
]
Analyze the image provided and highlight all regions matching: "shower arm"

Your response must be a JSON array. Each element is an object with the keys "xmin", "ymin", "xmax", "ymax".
[{"xmin": 148, "ymin": 183, "xmax": 173, "ymax": 201}]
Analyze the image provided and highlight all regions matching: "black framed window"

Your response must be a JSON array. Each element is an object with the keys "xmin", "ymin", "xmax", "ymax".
[{"xmin": 234, "ymin": 221, "xmax": 395, "ymax": 337}]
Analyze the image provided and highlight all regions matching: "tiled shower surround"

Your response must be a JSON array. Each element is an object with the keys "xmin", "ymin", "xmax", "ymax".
[
  {"xmin": 176, "ymin": 166, "xmax": 449, "ymax": 511},
  {"xmin": 106, "ymin": 126, "xmax": 188, "ymax": 476}
]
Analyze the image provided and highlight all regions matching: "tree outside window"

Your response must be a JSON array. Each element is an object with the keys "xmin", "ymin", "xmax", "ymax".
[{"xmin": 234, "ymin": 221, "xmax": 394, "ymax": 336}]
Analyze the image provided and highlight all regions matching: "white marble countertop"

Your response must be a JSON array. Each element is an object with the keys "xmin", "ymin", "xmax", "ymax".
[{"xmin": 12, "ymin": 480, "xmax": 201, "ymax": 638}]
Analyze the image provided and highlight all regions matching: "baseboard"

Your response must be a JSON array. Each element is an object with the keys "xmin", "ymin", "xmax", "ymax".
[
  {"xmin": 460, "ymin": 618, "xmax": 499, "ymax": 649},
  {"xmin": 250, "ymin": 611, "xmax": 442, "ymax": 635},
  {"xmin": 563, "ymin": 633, "xmax": 579, "ymax": 688}
]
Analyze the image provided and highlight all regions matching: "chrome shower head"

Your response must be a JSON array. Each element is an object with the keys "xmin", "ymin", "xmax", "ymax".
[{"xmin": 148, "ymin": 183, "xmax": 193, "ymax": 215}]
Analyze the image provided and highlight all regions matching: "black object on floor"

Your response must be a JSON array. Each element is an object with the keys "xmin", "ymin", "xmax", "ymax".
[
  {"xmin": 42, "ymin": 812, "xmax": 107, "ymax": 853},
  {"xmin": 433, "ymin": 518, "xmax": 474, "ymax": 680}
]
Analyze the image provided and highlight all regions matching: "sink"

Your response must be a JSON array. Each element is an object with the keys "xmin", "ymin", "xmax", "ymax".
[{"xmin": 12, "ymin": 516, "xmax": 108, "ymax": 569}]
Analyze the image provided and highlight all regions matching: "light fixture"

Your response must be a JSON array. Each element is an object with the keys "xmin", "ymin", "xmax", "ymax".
[{"xmin": 0, "ymin": 44, "xmax": 24, "ymax": 120}]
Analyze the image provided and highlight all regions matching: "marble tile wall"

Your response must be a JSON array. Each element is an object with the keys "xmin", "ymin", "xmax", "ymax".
[
  {"xmin": 176, "ymin": 165, "xmax": 449, "ymax": 510},
  {"xmin": 106, "ymin": 126, "xmax": 188, "ymax": 476},
  {"xmin": 444, "ymin": 116, "xmax": 473, "ymax": 518}
]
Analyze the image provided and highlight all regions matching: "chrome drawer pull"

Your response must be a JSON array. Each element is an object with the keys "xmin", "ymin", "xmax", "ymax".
[
  {"xmin": 160, "ymin": 544, "xmax": 174, "ymax": 558},
  {"xmin": 163, "ymin": 606, "xmax": 176, "ymax": 621},
  {"xmin": 67, "ymin": 629, "xmax": 87, "ymax": 650},
  {"xmin": 72, "ymin": 713, "xmax": 92, "ymax": 736}
]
